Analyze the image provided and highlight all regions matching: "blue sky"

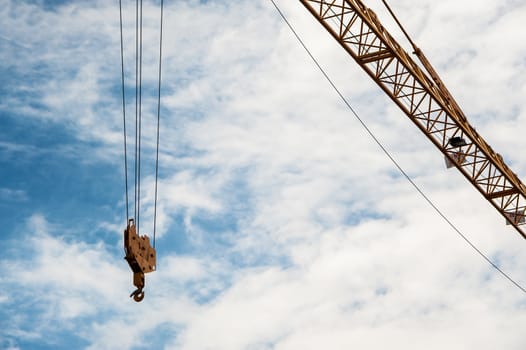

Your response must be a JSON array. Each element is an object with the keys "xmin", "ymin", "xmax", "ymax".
[{"xmin": 1, "ymin": 0, "xmax": 526, "ymax": 349}]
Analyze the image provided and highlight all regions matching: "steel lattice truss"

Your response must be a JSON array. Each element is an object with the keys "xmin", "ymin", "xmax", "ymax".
[{"xmin": 299, "ymin": 0, "xmax": 526, "ymax": 238}]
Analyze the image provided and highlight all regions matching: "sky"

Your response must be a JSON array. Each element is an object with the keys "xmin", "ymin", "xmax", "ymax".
[{"xmin": 1, "ymin": 0, "xmax": 526, "ymax": 349}]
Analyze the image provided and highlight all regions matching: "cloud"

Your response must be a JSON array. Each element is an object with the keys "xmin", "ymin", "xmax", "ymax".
[
  {"xmin": 2, "ymin": 214, "xmax": 127, "ymax": 317},
  {"xmin": 0, "ymin": 213, "xmax": 228, "ymax": 349},
  {"xmin": 171, "ymin": 224, "xmax": 526, "ymax": 349},
  {"xmin": 2, "ymin": 0, "xmax": 526, "ymax": 349},
  {"xmin": 0, "ymin": 188, "xmax": 28, "ymax": 202}
]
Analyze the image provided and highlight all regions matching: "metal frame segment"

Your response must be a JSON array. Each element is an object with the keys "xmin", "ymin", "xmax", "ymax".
[{"xmin": 299, "ymin": 0, "xmax": 526, "ymax": 238}]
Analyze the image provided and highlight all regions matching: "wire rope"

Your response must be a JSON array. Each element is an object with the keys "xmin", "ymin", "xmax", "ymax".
[
  {"xmin": 137, "ymin": 0, "xmax": 144, "ymax": 234},
  {"xmin": 269, "ymin": 0, "xmax": 526, "ymax": 294},
  {"xmin": 134, "ymin": 0, "xmax": 139, "ymax": 222},
  {"xmin": 119, "ymin": 0, "xmax": 130, "ymax": 221},
  {"xmin": 153, "ymin": 0, "xmax": 165, "ymax": 249},
  {"xmin": 380, "ymin": 0, "xmax": 418, "ymax": 50},
  {"xmin": 120, "ymin": 0, "xmax": 163, "ymax": 248}
]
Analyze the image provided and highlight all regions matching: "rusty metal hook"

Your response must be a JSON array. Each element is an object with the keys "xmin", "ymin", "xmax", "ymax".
[{"xmin": 130, "ymin": 288, "xmax": 145, "ymax": 302}]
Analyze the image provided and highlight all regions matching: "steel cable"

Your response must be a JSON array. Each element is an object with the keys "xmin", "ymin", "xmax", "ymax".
[
  {"xmin": 119, "ymin": 0, "xmax": 130, "ymax": 221},
  {"xmin": 134, "ymin": 0, "xmax": 139, "ymax": 222},
  {"xmin": 137, "ymin": 0, "xmax": 144, "ymax": 235},
  {"xmin": 153, "ymin": 0, "xmax": 164, "ymax": 249}
]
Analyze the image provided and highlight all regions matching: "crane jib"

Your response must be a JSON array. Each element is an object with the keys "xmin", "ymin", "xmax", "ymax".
[{"xmin": 299, "ymin": 0, "xmax": 526, "ymax": 239}]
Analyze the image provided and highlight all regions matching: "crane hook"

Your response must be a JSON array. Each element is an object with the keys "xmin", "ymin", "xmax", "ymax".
[{"xmin": 130, "ymin": 287, "xmax": 145, "ymax": 302}]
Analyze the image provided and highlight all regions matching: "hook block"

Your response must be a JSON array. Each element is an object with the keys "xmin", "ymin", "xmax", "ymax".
[{"xmin": 124, "ymin": 218, "xmax": 156, "ymax": 301}]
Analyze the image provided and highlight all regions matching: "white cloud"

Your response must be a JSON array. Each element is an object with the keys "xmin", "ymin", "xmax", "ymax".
[
  {"xmin": 2, "ymin": 0, "xmax": 526, "ymax": 349},
  {"xmin": 0, "ymin": 188, "xmax": 27, "ymax": 202},
  {"xmin": 4, "ymin": 215, "xmax": 128, "ymax": 316}
]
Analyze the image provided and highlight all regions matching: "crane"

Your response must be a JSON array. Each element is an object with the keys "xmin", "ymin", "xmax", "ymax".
[{"xmin": 298, "ymin": 0, "xmax": 526, "ymax": 239}]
